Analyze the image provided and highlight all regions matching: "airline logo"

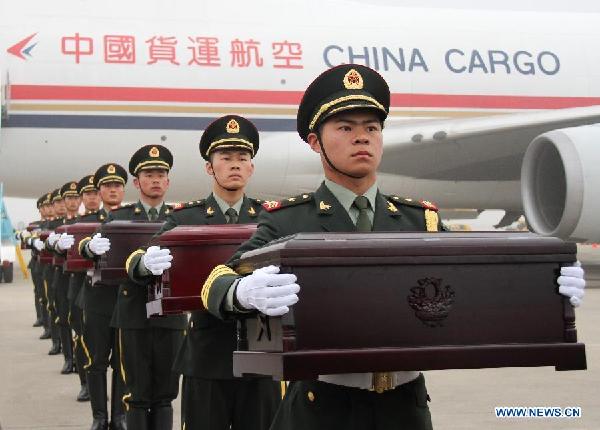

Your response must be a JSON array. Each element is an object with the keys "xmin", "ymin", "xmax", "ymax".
[{"xmin": 7, "ymin": 33, "xmax": 38, "ymax": 60}]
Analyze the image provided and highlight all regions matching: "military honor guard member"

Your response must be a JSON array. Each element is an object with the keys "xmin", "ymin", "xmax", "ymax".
[
  {"xmin": 50, "ymin": 181, "xmax": 82, "ymax": 375},
  {"xmin": 31, "ymin": 192, "xmax": 55, "ymax": 340},
  {"xmin": 78, "ymin": 164, "xmax": 128, "ymax": 430},
  {"xmin": 194, "ymin": 64, "xmax": 588, "ymax": 430},
  {"xmin": 99, "ymin": 144, "xmax": 183, "ymax": 429},
  {"xmin": 54, "ymin": 175, "xmax": 104, "ymax": 401},
  {"xmin": 126, "ymin": 116, "xmax": 280, "ymax": 430},
  {"xmin": 43, "ymin": 188, "xmax": 69, "ymax": 356}
]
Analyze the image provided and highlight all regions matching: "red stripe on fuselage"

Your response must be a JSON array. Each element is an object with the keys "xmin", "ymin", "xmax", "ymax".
[{"xmin": 10, "ymin": 84, "xmax": 600, "ymax": 110}]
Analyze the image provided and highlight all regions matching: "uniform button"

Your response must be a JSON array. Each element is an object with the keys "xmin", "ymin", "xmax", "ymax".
[
  {"xmin": 123, "ymin": 290, "xmax": 128, "ymax": 296},
  {"xmin": 307, "ymin": 391, "xmax": 315, "ymax": 402}
]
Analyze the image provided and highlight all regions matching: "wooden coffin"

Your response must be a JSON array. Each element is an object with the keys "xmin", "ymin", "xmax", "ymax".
[
  {"xmin": 232, "ymin": 232, "xmax": 586, "ymax": 380},
  {"xmin": 147, "ymin": 224, "xmax": 257, "ymax": 316},
  {"xmin": 55, "ymin": 223, "xmax": 100, "ymax": 272},
  {"xmin": 97, "ymin": 221, "xmax": 164, "ymax": 285},
  {"xmin": 37, "ymin": 231, "xmax": 54, "ymax": 264}
]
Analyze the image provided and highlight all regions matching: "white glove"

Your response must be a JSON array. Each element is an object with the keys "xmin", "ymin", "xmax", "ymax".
[
  {"xmin": 558, "ymin": 261, "xmax": 586, "ymax": 307},
  {"xmin": 33, "ymin": 238, "xmax": 44, "ymax": 251},
  {"xmin": 56, "ymin": 233, "xmax": 75, "ymax": 251},
  {"xmin": 235, "ymin": 265, "xmax": 300, "ymax": 316},
  {"xmin": 142, "ymin": 246, "xmax": 173, "ymax": 276},
  {"xmin": 20, "ymin": 230, "xmax": 32, "ymax": 240},
  {"xmin": 47, "ymin": 232, "xmax": 60, "ymax": 247},
  {"xmin": 88, "ymin": 233, "xmax": 111, "ymax": 256}
]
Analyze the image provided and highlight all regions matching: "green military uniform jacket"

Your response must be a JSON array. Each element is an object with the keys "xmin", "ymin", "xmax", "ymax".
[
  {"xmin": 203, "ymin": 182, "xmax": 444, "ymax": 319},
  {"xmin": 127, "ymin": 194, "xmax": 263, "ymax": 378},
  {"xmin": 72, "ymin": 209, "xmax": 109, "ymax": 310},
  {"xmin": 109, "ymin": 201, "xmax": 187, "ymax": 330}
]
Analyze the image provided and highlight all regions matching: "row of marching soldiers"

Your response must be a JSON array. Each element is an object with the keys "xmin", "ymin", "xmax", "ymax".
[{"xmin": 17, "ymin": 63, "xmax": 587, "ymax": 430}]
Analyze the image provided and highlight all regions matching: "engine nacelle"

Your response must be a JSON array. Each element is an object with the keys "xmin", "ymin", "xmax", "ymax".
[{"xmin": 521, "ymin": 125, "xmax": 600, "ymax": 242}]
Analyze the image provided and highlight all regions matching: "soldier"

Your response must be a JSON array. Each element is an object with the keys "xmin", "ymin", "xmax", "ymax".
[
  {"xmin": 31, "ymin": 192, "xmax": 55, "ymax": 340},
  {"xmin": 43, "ymin": 188, "xmax": 68, "ymax": 356},
  {"xmin": 194, "ymin": 64, "xmax": 588, "ymax": 430},
  {"xmin": 50, "ymin": 181, "xmax": 81, "ymax": 376},
  {"xmin": 20, "ymin": 196, "xmax": 47, "ymax": 328},
  {"xmin": 78, "ymin": 164, "xmax": 128, "ymax": 430},
  {"xmin": 125, "ymin": 116, "xmax": 280, "ymax": 430},
  {"xmin": 55, "ymin": 174, "xmax": 103, "ymax": 401},
  {"xmin": 101, "ymin": 144, "xmax": 184, "ymax": 429}
]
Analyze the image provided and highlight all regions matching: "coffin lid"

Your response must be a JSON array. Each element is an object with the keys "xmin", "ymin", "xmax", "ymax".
[{"xmin": 159, "ymin": 224, "xmax": 257, "ymax": 246}]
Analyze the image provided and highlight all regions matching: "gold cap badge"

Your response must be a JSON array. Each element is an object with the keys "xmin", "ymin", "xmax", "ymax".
[
  {"xmin": 343, "ymin": 68, "xmax": 364, "ymax": 90},
  {"xmin": 107, "ymin": 165, "xmax": 116, "ymax": 174},
  {"xmin": 89, "ymin": 176, "xmax": 94, "ymax": 184},
  {"xmin": 226, "ymin": 119, "xmax": 240, "ymax": 134},
  {"xmin": 149, "ymin": 146, "xmax": 160, "ymax": 157},
  {"xmin": 70, "ymin": 183, "xmax": 77, "ymax": 190}
]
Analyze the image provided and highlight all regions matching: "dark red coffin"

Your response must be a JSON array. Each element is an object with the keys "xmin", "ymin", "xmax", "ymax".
[
  {"xmin": 147, "ymin": 224, "xmax": 257, "ymax": 316},
  {"xmin": 97, "ymin": 221, "xmax": 164, "ymax": 285},
  {"xmin": 37, "ymin": 231, "xmax": 54, "ymax": 264},
  {"xmin": 55, "ymin": 223, "xmax": 100, "ymax": 272},
  {"xmin": 232, "ymin": 232, "xmax": 586, "ymax": 380}
]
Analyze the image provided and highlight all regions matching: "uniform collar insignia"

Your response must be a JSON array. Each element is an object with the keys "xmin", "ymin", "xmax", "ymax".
[
  {"xmin": 134, "ymin": 206, "xmax": 142, "ymax": 214},
  {"xmin": 206, "ymin": 206, "xmax": 215, "ymax": 216},
  {"xmin": 165, "ymin": 208, "xmax": 171, "ymax": 214},
  {"xmin": 387, "ymin": 201, "xmax": 399, "ymax": 213},
  {"xmin": 248, "ymin": 206, "xmax": 256, "ymax": 216},
  {"xmin": 319, "ymin": 201, "xmax": 331, "ymax": 211}
]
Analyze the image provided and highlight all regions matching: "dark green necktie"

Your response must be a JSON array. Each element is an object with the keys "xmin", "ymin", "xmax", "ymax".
[
  {"xmin": 225, "ymin": 208, "xmax": 238, "ymax": 224},
  {"xmin": 148, "ymin": 207, "xmax": 158, "ymax": 221},
  {"xmin": 353, "ymin": 196, "xmax": 372, "ymax": 232}
]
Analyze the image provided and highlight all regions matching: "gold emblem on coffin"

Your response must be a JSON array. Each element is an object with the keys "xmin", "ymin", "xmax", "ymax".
[
  {"xmin": 149, "ymin": 146, "xmax": 160, "ymax": 157},
  {"xmin": 343, "ymin": 68, "xmax": 364, "ymax": 90},
  {"xmin": 407, "ymin": 277, "xmax": 455, "ymax": 327},
  {"xmin": 107, "ymin": 165, "xmax": 116, "ymax": 174},
  {"xmin": 226, "ymin": 119, "xmax": 240, "ymax": 134}
]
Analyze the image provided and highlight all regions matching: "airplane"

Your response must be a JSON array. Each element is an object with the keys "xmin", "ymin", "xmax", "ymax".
[{"xmin": 1, "ymin": 0, "xmax": 600, "ymax": 242}]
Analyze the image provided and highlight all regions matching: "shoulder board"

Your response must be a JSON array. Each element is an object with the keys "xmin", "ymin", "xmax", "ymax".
[
  {"xmin": 251, "ymin": 198, "xmax": 263, "ymax": 204},
  {"xmin": 173, "ymin": 199, "xmax": 205, "ymax": 211},
  {"xmin": 262, "ymin": 193, "xmax": 314, "ymax": 212},
  {"xmin": 112, "ymin": 203, "xmax": 136, "ymax": 211},
  {"xmin": 388, "ymin": 195, "xmax": 438, "ymax": 211}
]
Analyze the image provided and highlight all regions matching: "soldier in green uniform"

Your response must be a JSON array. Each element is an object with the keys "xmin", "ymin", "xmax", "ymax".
[
  {"xmin": 43, "ymin": 188, "xmax": 69, "ymax": 356},
  {"xmin": 101, "ymin": 144, "xmax": 184, "ymax": 429},
  {"xmin": 31, "ymin": 192, "xmax": 55, "ymax": 340},
  {"xmin": 50, "ymin": 181, "xmax": 81, "ymax": 375},
  {"xmin": 78, "ymin": 164, "xmax": 128, "ymax": 430},
  {"xmin": 55, "ymin": 174, "xmax": 102, "ymax": 401},
  {"xmin": 126, "ymin": 116, "xmax": 281, "ymax": 430},
  {"xmin": 200, "ymin": 64, "xmax": 588, "ymax": 430},
  {"xmin": 20, "ymin": 196, "xmax": 47, "ymax": 328}
]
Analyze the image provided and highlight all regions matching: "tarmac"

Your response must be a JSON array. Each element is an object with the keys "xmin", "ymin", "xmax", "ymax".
[{"xmin": 0, "ymin": 250, "xmax": 598, "ymax": 430}]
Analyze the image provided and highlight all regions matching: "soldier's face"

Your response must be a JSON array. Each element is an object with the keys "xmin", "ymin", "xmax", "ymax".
[
  {"xmin": 206, "ymin": 150, "xmax": 254, "ymax": 191},
  {"xmin": 53, "ymin": 199, "xmax": 67, "ymax": 216},
  {"xmin": 100, "ymin": 182, "xmax": 125, "ymax": 206},
  {"xmin": 65, "ymin": 196, "xmax": 81, "ymax": 212},
  {"xmin": 82, "ymin": 191, "xmax": 101, "ymax": 211},
  {"xmin": 134, "ymin": 169, "xmax": 170, "ymax": 199},
  {"xmin": 308, "ymin": 110, "xmax": 383, "ymax": 178}
]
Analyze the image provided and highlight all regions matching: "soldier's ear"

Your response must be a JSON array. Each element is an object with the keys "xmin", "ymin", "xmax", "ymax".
[
  {"xmin": 205, "ymin": 161, "xmax": 214, "ymax": 176},
  {"xmin": 132, "ymin": 177, "xmax": 141, "ymax": 190},
  {"xmin": 307, "ymin": 132, "xmax": 322, "ymax": 154}
]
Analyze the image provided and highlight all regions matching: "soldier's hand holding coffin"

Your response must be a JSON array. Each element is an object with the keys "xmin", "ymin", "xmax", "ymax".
[
  {"xmin": 33, "ymin": 238, "xmax": 45, "ymax": 251},
  {"xmin": 88, "ymin": 233, "xmax": 111, "ymax": 255},
  {"xmin": 141, "ymin": 245, "xmax": 173, "ymax": 276},
  {"xmin": 56, "ymin": 233, "xmax": 75, "ymax": 251},
  {"xmin": 558, "ymin": 261, "xmax": 586, "ymax": 307},
  {"xmin": 47, "ymin": 232, "xmax": 60, "ymax": 247},
  {"xmin": 235, "ymin": 265, "xmax": 299, "ymax": 316}
]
